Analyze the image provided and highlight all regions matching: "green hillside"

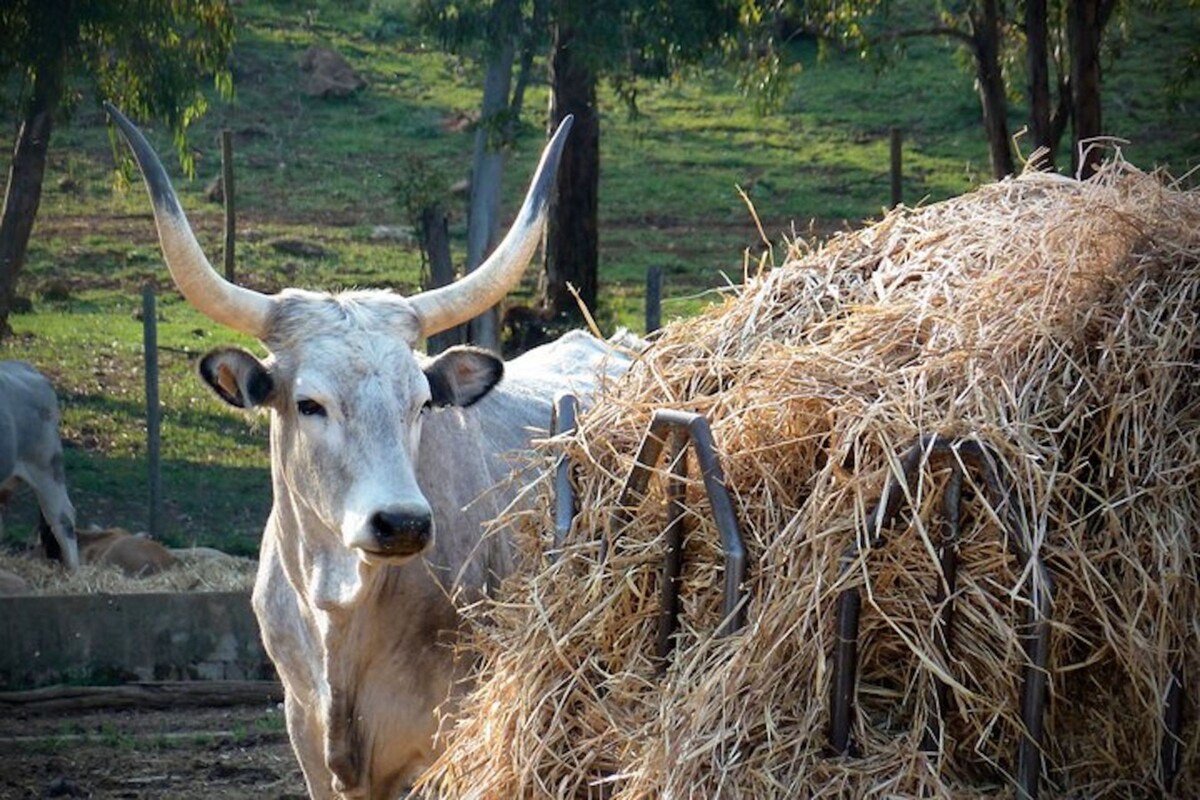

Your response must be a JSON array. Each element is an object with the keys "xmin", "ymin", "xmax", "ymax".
[{"xmin": 1, "ymin": 0, "xmax": 1196, "ymax": 551}]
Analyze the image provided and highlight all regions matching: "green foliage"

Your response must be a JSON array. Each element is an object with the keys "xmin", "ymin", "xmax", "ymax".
[
  {"xmin": 415, "ymin": 0, "xmax": 532, "ymax": 54},
  {"xmin": 0, "ymin": 0, "xmax": 235, "ymax": 175},
  {"xmin": 416, "ymin": 0, "xmax": 745, "ymax": 113}
]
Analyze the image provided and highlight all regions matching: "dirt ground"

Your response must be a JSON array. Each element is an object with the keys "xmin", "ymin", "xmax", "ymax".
[{"xmin": 0, "ymin": 705, "xmax": 306, "ymax": 799}]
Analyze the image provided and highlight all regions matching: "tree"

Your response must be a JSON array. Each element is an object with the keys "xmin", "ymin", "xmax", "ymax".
[
  {"xmin": 0, "ymin": 0, "xmax": 234, "ymax": 338},
  {"xmin": 1065, "ymin": 0, "xmax": 1117, "ymax": 176},
  {"xmin": 792, "ymin": 1, "xmax": 1016, "ymax": 178},
  {"xmin": 1025, "ymin": 0, "xmax": 1057, "ymax": 167},
  {"xmin": 782, "ymin": 0, "xmax": 1128, "ymax": 180},
  {"xmin": 416, "ymin": 0, "xmax": 545, "ymax": 350},
  {"xmin": 418, "ymin": 0, "xmax": 742, "ymax": 330},
  {"xmin": 1023, "ymin": 0, "xmax": 1117, "ymax": 173},
  {"xmin": 541, "ymin": 0, "xmax": 742, "ymax": 324},
  {"xmin": 542, "ymin": 1, "xmax": 599, "ymax": 323}
]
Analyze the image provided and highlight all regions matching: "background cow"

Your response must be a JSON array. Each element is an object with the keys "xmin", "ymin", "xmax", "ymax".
[
  {"xmin": 75, "ymin": 527, "xmax": 178, "ymax": 577},
  {"xmin": 108, "ymin": 104, "xmax": 632, "ymax": 798},
  {"xmin": 0, "ymin": 360, "xmax": 79, "ymax": 570}
]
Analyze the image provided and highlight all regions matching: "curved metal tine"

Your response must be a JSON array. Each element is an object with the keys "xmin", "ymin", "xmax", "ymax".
[
  {"xmin": 830, "ymin": 587, "xmax": 862, "ymax": 755},
  {"xmin": 1018, "ymin": 582, "xmax": 1051, "ymax": 800},
  {"xmin": 655, "ymin": 431, "xmax": 689, "ymax": 665},
  {"xmin": 609, "ymin": 409, "xmax": 750, "ymax": 663},
  {"xmin": 550, "ymin": 393, "xmax": 579, "ymax": 558},
  {"xmin": 605, "ymin": 412, "xmax": 672, "ymax": 562},
  {"xmin": 685, "ymin": 415, "xmax": 749, "ymax": 637},
  {"xmin": 950, "ymin": 439, "xmax": 1050, "ymax": 800},
  {"xmin": 954, "ymin": 440, "xmax": 1050, "ymax": 800},
  {"xmin": 829, "ymin": 435, "xmax": 1052, "ymax": 800},
  {"xmin": 831, "ymin": 437, "xmax": 931, "ymax": 755},
  {"xmin": 1162, "ymin": 664, "xmax": 1184, "ymax": 792},
  {"xmin": 922, "ymin": 466, "xmax": 963, "ymax": 754}
]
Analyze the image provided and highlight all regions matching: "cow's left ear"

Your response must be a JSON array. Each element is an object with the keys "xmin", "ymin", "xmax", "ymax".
[
  {"xmin": 424, "ymin": 346, "xmax": 503, "ymax": 408},
  {"xmin": 199, "ymin": 347, "xmax": 274, "ymax": 408}
]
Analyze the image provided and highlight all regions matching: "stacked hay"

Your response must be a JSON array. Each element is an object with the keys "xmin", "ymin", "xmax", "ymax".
[
  {"xmin": 0, "ymin": 550, "xmax": 257, "ymax": 594},
  {"xmin": 422, "ymin": 161, "xmax": 1200, "ymax": 798}
]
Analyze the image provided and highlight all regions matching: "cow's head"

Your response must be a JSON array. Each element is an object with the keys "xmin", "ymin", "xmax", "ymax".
[{"xmin": 105, "ymin": 103, "xmax": 570, "ymax": 573}]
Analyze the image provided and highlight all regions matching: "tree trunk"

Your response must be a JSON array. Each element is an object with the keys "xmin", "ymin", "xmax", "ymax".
[
  {"xmin": 543, "ymin": 22, "xmax": 599, "ymax": 323},
  {"xmin": 421, "ymin": 204, "xmax": 463, "ymax": 355},
  {"xmin": 0, "ymin": 54, "xmax": 65, "ymax": 338},
  {"xmin": 971, "ymin": 0, "xmax": 1016, "ymax": 179},
  {"xmin": 1068, "ymin": 0, "xmax": 1106, "ymax": 178},
  {"xmin": 465, "ymin": 1, "xmax": 519, "ymax": 352},
  {"xmin": 509, "ymin": 0, "xmax": 545, "ymax": 127},
  {"xmin": 1049, "ymin": 72, "xmax": 1073, "ymax": 156},
  {"xmin": 1025, "ymin": 0, "xmax": 1054, "ymax": 169}
]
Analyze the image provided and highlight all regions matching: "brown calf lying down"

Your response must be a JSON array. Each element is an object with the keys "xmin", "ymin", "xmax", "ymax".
[{"xmin": 76, "ymin": 528, "xmax": 178, "ymax": 577}]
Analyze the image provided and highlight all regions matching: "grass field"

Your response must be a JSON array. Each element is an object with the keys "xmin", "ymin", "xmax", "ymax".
[{"xmin": 1, "ymin": 0, "xmax": 1196, "ymax": 553}]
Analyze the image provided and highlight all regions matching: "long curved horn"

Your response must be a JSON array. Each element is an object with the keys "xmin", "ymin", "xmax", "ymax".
[
  {"xmin": 104, "ymin": 103, "xmax": 272, "ymax": 339},
  {"xmin": 409, "ymin": 115, "xmax": 573, "ymax": 337}
]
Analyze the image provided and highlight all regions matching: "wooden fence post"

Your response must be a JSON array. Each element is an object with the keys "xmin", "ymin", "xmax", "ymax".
[
  {"xmin": 221, "ymin": 129, "xmax": 236, "ymax": 283},
  {"xmin": 142, "ymin": 284, "xmax": 162, "ymax": 540},
  {"xmin": 645, "ymin": 265, "xmax": 663, "ymax": 334},
  {"xmin": 890, "ymin": 127, "xmax": 903, "ymax": 209}
]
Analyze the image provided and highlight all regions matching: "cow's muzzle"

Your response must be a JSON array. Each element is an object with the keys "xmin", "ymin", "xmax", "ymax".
[{"xmin": 366, "ymin": 504, "xmax": 432, "ymax": 558}]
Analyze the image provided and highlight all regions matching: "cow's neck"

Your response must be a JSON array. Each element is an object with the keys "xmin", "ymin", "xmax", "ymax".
[{"xmin": 267, "ymin": 469, "xmax": 462, "ymax": 794}]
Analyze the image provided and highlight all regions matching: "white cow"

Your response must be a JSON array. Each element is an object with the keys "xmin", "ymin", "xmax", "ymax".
[
  {"xmin": 0, "ymin": 360, "xmax": 79, "ymax": 570},
  {"xmin": 107, "ymin": 104, "xmax": 630, "ymax": 798}
]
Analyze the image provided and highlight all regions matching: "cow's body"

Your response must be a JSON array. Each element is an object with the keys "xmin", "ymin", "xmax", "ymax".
[
  {"xmin": 0, "ymin": 361, "xmax": 79, "ymax": 569},
  {"xmin": 106, "ymin": 103, "xmax": 628, "ymax": 798},
  {"xmin": 257, "ymin": 330, "xmax": 629, "ymax": 797}
]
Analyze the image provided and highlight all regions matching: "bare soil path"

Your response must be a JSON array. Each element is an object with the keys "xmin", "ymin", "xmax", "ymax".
[{"xmin": 0, "ymin": 705, "xmax": 306, "ymax": 799}]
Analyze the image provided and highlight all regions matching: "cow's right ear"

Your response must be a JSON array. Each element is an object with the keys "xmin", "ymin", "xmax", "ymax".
[{"xmin": 199, "ymin": 347, "xmax": 274, "ymax": 409}]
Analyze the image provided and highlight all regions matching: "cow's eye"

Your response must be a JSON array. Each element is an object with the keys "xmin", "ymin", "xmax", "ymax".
[{"xmin": 297, "ymin": 398, "xmax": 326, "ymax": 417}]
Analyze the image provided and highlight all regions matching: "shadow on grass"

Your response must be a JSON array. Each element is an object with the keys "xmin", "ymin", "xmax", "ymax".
[
  {"xmin": 2, "ymin": 450, "xmax": 271, "ymax": 558},
  {"xmin": 60, "ymin": 388, "xmax": 268, "ymax": 452}
]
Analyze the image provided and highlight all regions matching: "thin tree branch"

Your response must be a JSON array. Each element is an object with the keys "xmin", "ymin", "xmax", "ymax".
[{"xmin": 871, "ymin": 25, "xmax": 974, "ymax": 47}]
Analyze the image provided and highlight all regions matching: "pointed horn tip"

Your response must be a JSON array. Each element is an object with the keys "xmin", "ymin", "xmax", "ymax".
[
  {"xmin": 102, "ymin": 102, "xmax": 145, "ymax": 152},
  {"xmin": 102, "ymin": 101, "xmax": 132, "ymax": 131},
  {"xmin": 539, "ymin": 116, "xmax": 574, "ymax": 181}
]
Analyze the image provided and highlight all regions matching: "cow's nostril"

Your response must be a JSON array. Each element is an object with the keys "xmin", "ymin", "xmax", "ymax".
[{"xmin": 370, "ymin": 508, "xmax": 432, "ymax": 553}]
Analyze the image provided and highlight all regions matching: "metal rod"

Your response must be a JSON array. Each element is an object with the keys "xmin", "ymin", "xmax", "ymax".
[
  {"xmin": 605, "ymin": 414, "xmax": 669, "ymax": 561},
  {"xmin": 1017, "ymin": 586, "xmax": 1051, "ymax": 800},
  {"xmin": 609, "ymin": 409, "xmax": 750, "ymax": 652},
  {"xmin": 141, "ymin": 284, "xmax": 162, "ymax": 540},
  {"xmin": 923, "ymin": 467, "xmax": 963, "ymax": 753},
  {"xmin": 829, "ymin": 435, "xmax": 1052, "ymax": 800},
  {"xmin": 684, "ymin": 414, "xmax": 748, "ymax": 636},
  {"xmin": 656, "ymin": 433, "xmax": 689, "ymax": 663},
  {"xmin": 890, "ymin": 127, "xmax": 903, "ymax": 209},
  {"xmin": 1162, "ymin": 664, "xmax": 1184, "ymax": 792},
  {"xmin": 830, "ymin": 588, "xmax": 861, "ymax": 755},
  {"xmin": 645, "ymin": 265, "xmax": 663, "ymax": 334},
  {"xmin": 221, "ymin": 129, "xmax": 236, "ymax": 283},
  {"xmin": 551, "ymin": 393, "xmax": 578, "ymax": 554}
]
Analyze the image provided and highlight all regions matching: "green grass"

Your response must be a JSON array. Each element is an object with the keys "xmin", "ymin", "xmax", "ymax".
[{"xmin": 1, "ymin": 0, "xmax": 1195, "ymax": 553}]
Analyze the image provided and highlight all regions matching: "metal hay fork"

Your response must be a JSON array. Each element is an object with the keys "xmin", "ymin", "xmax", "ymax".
[
  {"xmin": 551, "ymin": 396, "xmax": 749, "ymax": 658},
  {"xmin": 827, "ymin": 435, "xmax": 1053, "ymax": 800}
]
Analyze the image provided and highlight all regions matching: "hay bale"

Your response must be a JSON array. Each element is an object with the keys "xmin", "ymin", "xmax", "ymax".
[
  {"xmin": 421, "ymin": 160, "xmax": 1200, "ymax": 799},
  {"xmin": 0, "ymin": 548, "xmax": 256, "ymax": 594}
]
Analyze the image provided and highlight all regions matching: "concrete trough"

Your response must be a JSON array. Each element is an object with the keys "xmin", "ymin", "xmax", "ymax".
[{"xmin": 0, "ymin": 591, "xmax": 272, "ymax": 690}]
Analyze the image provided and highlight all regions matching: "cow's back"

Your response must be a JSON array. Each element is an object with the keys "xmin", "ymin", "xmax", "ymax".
[
  {"xmin": 418, "ymin": 331, "xmax": 634, "ymax": 590},
  {"xmin": 0, "ymin": 361, "xmax": 61, "ymax": 480}
]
